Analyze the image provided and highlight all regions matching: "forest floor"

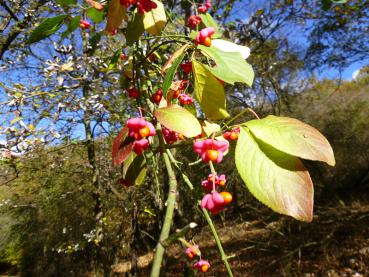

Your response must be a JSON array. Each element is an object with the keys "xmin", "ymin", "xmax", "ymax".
[{"xmin": 113, "ymin": 190, "xmax": 369, "ymax": 277}]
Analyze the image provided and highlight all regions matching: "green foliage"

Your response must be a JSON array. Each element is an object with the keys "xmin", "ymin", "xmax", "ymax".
[
  {"xmin": 123, "ymin": 153, "xmax": 147, "ymax": 186},
  {"xmin": 281, "ymin": 78, "xmax": 369, "ymax": 190},
  {"xmin": 235, "ymin": 126, "xmax": 314, "ymax": 222},
  {"xmin": 162, "ymin": 52, "xmax": 186, "ymax": 97},
  {"xmin": 245, "ymin": 116, "xmax": 335, "ymax": 166},
  {"xmin": 197, "ymin": 45, "xmax": 254, "ymax": 87},
  {"xmin": 61, "ymin": 16, "xmax": 81, "ymax": 39},
  {"xmin": 126, "ymin": 12, "xmax": 145, "ymax": 46},
  {"xmin": 154, "ymin": 104, "xmax": 202, "ymax": 137},
  {"xmin": 192, "ymin": 60, "xmax": 229, "ymax": 119},
  {"xmin": 27, "ymin": 15, "xmax": 68, "ymax": 44},
  {"xmin": 86, "ymin": 7, "xmax": 104, "ymax": 23},
  {"xmin": 56, "ymin": 0, "xmax": 77, "ymax": 6}
]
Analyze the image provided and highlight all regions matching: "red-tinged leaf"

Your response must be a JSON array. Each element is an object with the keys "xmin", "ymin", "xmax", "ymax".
[
  {"xmin": 235, "ymin": 127, "xmax": 313, "ymax": 222},
  {"xmin": 245, "ymin": 115, "xmax": 335, "ymax": 166},
  {"xmin": 154, "ymin": 104, "xmax": 202, "ymax": 137},
  {"xmin": 105, "ymin": 0, "xmax": 127, "ymax": 33},
  {"xmin": 112, "ymin": 127, "xmax": 132, "ymax": 166},
  {"xmin": 85, "ymin": 0, "xmax": 104, "ymax": 11}
]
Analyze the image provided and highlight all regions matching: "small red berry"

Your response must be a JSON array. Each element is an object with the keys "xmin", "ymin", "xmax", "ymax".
[
  {"xmin": 229, "ymin": 131, "xmax": 239, "ymax": 140},
  {"xmin": 120, "ymin": 53, "xmax": 127, "ymax": 60},
  {"xmin": 79, "ymin": 20, "xmax": 91, "ymax": 29},
  {"xmin": 198, "ymin": 5, "xmax": 208, "ymax": 14},
  {"xmin": 151, "ymin": 89, "xmax": 163, "ymax": 104},
  {"xmin": 223, "ymin": 131, "xmax": 231, "ymax": 140},
  {"xmin": 127, "ymin": 88, "xmax": 140, "ymax": 99},
  {"xmin": 180, "ymin": 61, "xmax": 192, "ymax": 74}
]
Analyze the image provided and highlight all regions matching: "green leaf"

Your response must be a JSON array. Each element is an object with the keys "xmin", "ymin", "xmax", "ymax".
[
  {"xmin": 123, "ymin": 153, "xmax": 147, "ymax": 186},
  {"xmin": 154, "ymin": 104, "xmax": 202, "ymax": 137},
  {"xmin": 61, "ymin": 16, "xmax": 81, "ymax": 39},
  {"xmin": 235, "ymin": 127, "xmax": 313, "ymax": 222},
  {"xmin": 126, "ymin": 12, "xmax": 145, "ymax": 46},
  {"xmin": 89, "ymin": 32, "xmax": 101, "ymax": 50},
  {"xmin": 27, "ymin": 15, "xmax": 68, "ymax": 44},
  {"xmin": 143, "ymin": 0, "xmax": 167, "ymax": 35},
  {"xmin": 212, "ymin": 39, "xmax": 250, "ymax": 59},
  {"xmin": 107, "ymin": 51, "xmax": 121, "ymax": 70},
  {"xmin": 322, "ymin": 0, "xmax": 332, "ymax": 10},
  {"xmin": 184, "ymin": 103, "xmax": 197, "ymax": 117},
  {"xmin": 193, "ymin": 60, "xmax": 229, "ymax": 120},
  {"xmin": 245, "ymin": 116, "xmax": 335, "ymax": 166},
  {"xmin": 189, "ymin": 30, "xmax": 197, "ymax": 39},
  {"xmin": 56, "ymin": 0, "xmax": 77, "ymax": 6},
  {"xmin": 162, "ymin": 52, "xmax": 185, "ymax": 98},
  {"xmin": 198, "ymin": 44, "xmax": 254, "ymax": 87},
  {"xmin": 199, "ymin": 13, "xmax": 221, "ymax": 38},
  {"xmin": 86, "ymin": 7, "xmax": 104, "ymax": 23}
]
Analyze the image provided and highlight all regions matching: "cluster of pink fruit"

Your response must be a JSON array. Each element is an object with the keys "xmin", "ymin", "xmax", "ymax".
[
  {"xmin": 195, "ymin": 27, "xmax": 215, "ymax": 47},
  {"xmin": 193, "ymin": 139, "xmax": 233, "ymax": 214},
  {"xmin": 126, "ymin": 117, "xmax": 156, "ymax": 155},
  {"xmin": 185, "ymin": 245, "xmax": 211, "ymax": 273}
]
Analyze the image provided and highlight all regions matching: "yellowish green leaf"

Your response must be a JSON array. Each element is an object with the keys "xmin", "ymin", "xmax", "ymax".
[
  {"xmin": 143, "ymin": 0, "xmax": 166, "ymax": 35},
  {"xmin": 193, "ymin": 60, "xmax": 229, "ymax": 120}
]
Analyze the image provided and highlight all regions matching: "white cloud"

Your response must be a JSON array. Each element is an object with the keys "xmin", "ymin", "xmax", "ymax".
[{"xmin": 352, "ymin": 69, "xmax": 361, "ymax": 80}]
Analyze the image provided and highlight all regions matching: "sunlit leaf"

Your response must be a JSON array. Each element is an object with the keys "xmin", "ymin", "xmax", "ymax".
[
  {"xmin": 193, "ymin": 60, "xmax": 229, "ymax": 120},
  {"xmin": 143, "ymin": 0, "xmax": 167, "ymax": 35},
  {"xmin": 202, "ymin": 120, "xmax": 221, "ymax": 136},
  {"xmin": 245, "ymin": 116, "xmax": 335, "ymax": 166},
  {"xmin": 235, "ymin": 127, "xmax": 313, "ymax": 222},
  {"xmin": 105, "ymin": 0, "xmax": 127, "ymax": 33},
  {"xmin": 154, "ymin": 104, "xmax": 202, "ymax": 137},
  {"xmin": 86, "ymin": 7, "xmax": 104, "ymax": 23},
  {"xmin": 27, "ymin": 15, "xmax": 68, "ymax": 44},
  {"xmin": 212, "ymin": 39, "xmax": 250, "ymax": 59},
  {"xmin": 198, "ymin": 44, "xmax": 254, "ymax": 87}
]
